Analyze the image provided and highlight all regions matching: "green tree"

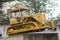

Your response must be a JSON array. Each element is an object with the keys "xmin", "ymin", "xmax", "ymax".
[
  {"xmin": 18, "ymin": 0, "xmax": 58, "ymax": 13},
  {"xmin": 0, "ymin": 9, "xmax": 6, "ymax": 19},
  {"xmin": 0, "ymin": 0, "xmax": 14, "ymax": 8}
]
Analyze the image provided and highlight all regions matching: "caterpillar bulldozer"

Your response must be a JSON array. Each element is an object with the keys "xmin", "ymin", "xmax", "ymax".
[{"xmin": 7, "ymin": 8, "xmax": 56, "ymax": 36}]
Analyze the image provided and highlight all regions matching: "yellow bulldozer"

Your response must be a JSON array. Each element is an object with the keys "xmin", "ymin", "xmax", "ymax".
[{"xmin": 7, "ymin": 8, "xmax": 56, "ymax": 36}]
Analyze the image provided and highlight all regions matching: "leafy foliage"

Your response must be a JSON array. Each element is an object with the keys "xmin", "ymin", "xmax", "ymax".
[
  {"xmin": 18, "ymin": 0, "xmax": 57, "ymax": 13},
  {"xmin": 0, "ymin": 0, "xmax": 14, "ymax": 8},
  {"xmin": 0, "ymin": 9, "xmax": 6, "ymax": 19}
]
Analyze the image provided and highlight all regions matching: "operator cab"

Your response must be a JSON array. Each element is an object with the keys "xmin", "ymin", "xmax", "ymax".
[{"xmin": 7, "ymin": 8, "xmax": 29, "ymax": 25}]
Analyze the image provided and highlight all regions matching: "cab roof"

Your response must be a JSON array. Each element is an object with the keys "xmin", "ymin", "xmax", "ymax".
[{"xmin": 7, "ymin": 8, "xmax": 28, "ymax": 13}]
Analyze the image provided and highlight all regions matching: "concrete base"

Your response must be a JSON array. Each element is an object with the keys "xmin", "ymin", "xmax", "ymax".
[
  {"xmin": 24, "ymin": 34, "xmax": 58, "ymax": 40},
  {"xmin": 0, "ymin": 25, "xmax": 59, "ymax": 40}
]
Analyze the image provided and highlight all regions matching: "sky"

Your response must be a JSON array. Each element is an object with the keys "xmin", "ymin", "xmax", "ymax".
[
  {"xmin": 1, "ymin": 0, "xmax": 60, "ymax": 19},
  {"xmin": 52, "ymin": 0, "xmax": 60, "ymax": 17}
]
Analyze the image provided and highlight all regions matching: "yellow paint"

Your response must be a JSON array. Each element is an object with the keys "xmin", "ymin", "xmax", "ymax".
[{"xmin": 7, "ymin": 8, "xmax": 56, "ymax": 36}]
